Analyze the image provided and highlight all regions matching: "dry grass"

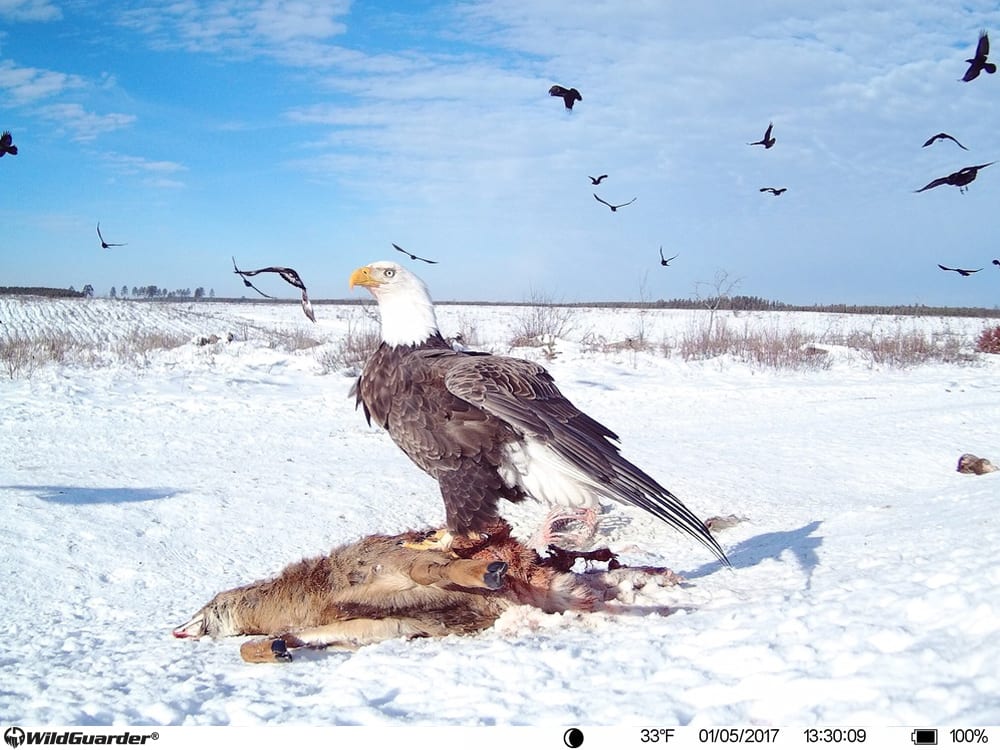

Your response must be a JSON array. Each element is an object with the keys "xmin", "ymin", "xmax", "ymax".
[
  {"xmin": 831, "ymin": 329, "xmax": 973, "ymax": 367},
  {"xmin": 678, "ymin": 318, "xmax": 831, "ymax": 370},
  {"xmin": 316, "ymin": 314, "xmax": 381, "ymax": 375},
  {"xmin": 1, "ymin": 329, "xmax": 190, "ymax": 378}
]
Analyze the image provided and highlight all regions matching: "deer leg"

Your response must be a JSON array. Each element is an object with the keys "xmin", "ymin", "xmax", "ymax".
[
  {"xmin": 240, "ymin": 637, "xmax": 295, "ymax": 663},
  {"xmin": 407, "ymin": 556, "xmax": 508, "ymax": 590}
]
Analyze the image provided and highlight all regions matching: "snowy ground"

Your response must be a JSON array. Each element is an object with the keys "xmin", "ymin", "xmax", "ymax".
[{"xmin": 0, "ymin": 296, "xmax": 998, "ymax": 727}]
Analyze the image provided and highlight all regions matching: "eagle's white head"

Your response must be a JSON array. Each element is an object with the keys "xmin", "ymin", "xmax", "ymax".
[{"xmin": 349, "ymin": 261, "xmax": 440, "ymax": 347}]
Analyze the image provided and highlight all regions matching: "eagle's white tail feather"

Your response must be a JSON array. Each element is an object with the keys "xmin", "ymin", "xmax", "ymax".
[{"xmin": 499, "ymin": 438, "xmax": 604, "ymax": 512}]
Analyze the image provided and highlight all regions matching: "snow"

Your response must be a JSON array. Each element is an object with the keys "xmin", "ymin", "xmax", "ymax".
[{"xmin": 1, "ymin": 296, "xmax": 998, "ymax": 727}]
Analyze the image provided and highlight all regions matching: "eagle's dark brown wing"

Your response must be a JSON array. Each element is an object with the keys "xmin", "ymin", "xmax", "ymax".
[
  {"xmin": 442, "ymin": 353, "xmax": 728, "ymax": 564},
  {"xmin": 353, "ymin": 343, "xmax": 523, "ymax": 535}
]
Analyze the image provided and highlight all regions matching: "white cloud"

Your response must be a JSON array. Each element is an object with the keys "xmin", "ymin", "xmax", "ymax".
[
  {"xmin": 36, "ymin": 103, "xmax": 136, "ymax": 141},
  {"xmin": 0, "ymin": 60, "xmax": 84, "ymax": 103},
  {"xmin": 0, "ymin": 0, "xmax": 61, "ymax": 22},
  {"xmin": 117, "ymin": 0, "xmax": 352, "ymax": 66}
]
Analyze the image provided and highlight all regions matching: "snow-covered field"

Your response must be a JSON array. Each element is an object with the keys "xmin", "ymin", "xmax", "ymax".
[{"xmin": 1, "ymin": 296, "xmax": 998, "ymax": 727}]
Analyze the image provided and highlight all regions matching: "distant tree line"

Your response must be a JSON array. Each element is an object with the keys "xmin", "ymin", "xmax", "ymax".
[
  {"xmin": 108, "ymin": 285, "xmax": 214, "ymax": 299},
  {"xmin": 0, "ymin": 286, "xmax": 85, "ymax": 298}
]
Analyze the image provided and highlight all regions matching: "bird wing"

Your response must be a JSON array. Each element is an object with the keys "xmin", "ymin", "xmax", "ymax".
[
  {"xmin": 96, "ymin": 223, "xmax": 104, "ymax": 242},
  {"xmin": 944, "ymin": 133, "xmax": 969, "ymax": 150},
  {"xmin": 616, "ymin": 197, "xmax": 637, "ymax": 208},
  {"xmin": 231, "ymin": 257, "xmax": 276, "ymax": 299},
  {"xmin": 232, "ymin": 263, "xmax": 313, "ymax": 319},
  {"xmin": 0, "ymin": 131, "xmax": 10, "ymax": 147},
  {"xmin": 916, "ymin": 176, "xmax": 950, "ymax": 192},
  {"xmin": 593, "ymin": 193, "xmax": 612, "ymax": 208},
  {"xmin": 763, "ymin": 122, "xmax": 773, "ymax": 139},
  {"xmin": 938, "ymin": 264, "xmax": 954, "ymax": 271},
  {"xmin": 441, "ymin": 353, "xmax": 728, "ymax": 564},
  {"xmin": 978, "ymin": 30, "xmax": 990, "ymax": 59}
]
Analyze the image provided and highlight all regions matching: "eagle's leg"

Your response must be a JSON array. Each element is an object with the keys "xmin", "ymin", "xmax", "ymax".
[{"xmin": 529, "ymin": 506, "xmax": 599, "ymax": 552}]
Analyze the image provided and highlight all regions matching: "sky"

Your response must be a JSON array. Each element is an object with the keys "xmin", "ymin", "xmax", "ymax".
[{"xmin": 2, "ymin": 0, "xmax": 1000, "ymax": 307}]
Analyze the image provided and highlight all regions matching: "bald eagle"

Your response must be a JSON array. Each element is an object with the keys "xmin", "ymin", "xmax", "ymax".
[{"xmin": 349, "ymin": 261, "xmax": 729, "ymax": 566}]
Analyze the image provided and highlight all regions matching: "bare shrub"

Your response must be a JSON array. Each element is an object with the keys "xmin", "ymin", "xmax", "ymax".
[
  {"xmin": 265, "ymin": 327, "xmax": 324, "ymax": 352},
  {"xmin": 679, "ymin": 316, "xmax": 738, "ymax": 361},
  {"xmin": 317, "ymin": 315, "xmax": 381, "ymax": 375},
  {"xmin": 508, "ymin": 291, "xmax": 576, "ymax": 349},
  {"xmin": 678, "ymin": 319, "xmax": 830, "ymax": 370},
  {"xmin": 835, "ymin": 329, "xmax": 973, "ymax": 367},
  {"xmin": 443, "ymin": 312, "xmax": 482, "ymax": 350},
  {"xmin": 975, "ymin": 324, "xmax": 1000, "ymax": 354}
]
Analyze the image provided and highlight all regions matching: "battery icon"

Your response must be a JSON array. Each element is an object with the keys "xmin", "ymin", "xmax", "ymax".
[{"xmin": 912, "ymin": 729, "xmax": 938, "ymax": 745}]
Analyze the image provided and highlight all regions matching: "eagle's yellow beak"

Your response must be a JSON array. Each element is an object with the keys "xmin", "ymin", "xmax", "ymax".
[{"xmin": 349, "ymin": 266, "xmax": 377, "ymax": 290}]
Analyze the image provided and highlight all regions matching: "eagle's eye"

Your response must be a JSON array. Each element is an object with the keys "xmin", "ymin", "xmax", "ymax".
[{"xmin": 383, "ymin": 268, "xmax": 395, "ymax": 278}]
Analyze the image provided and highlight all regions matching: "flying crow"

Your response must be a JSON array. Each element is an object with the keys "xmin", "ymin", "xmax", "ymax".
[
  {"xmin": 659, "ymin": 247, "xmax": 678, "ymax": 266},
  {"xmin": 97, "ymin": 223, "xmax": 126, "ymax": 249},
  {"xmin": 392, "ymin": 243, "xmax": 438, "ymax": 264},
  {"xmin": 549, "ymin": 85, "xmax": 582, "ymax": 110},
  {"xmin": 915, "ymin": 162, "xmax": 994, "ymax": 193},
  {"xmin": 232, "ymin": 257, "xmax": 316, "ymax": 322},
  {"xmin": 922, "ymin": 132, "xmax": 969, "ymax": 150},
  {"xmin": 748, "ymin": 122, "xmax": 776, "ymax": 149},
  {"xmin": 760, "ymin": 187, "xmax": 787, "ymax": 196},
  {"xmin": 0, "ymin": 131, "xmax": 17, "ymax": 158},
  {"xmin": 938, "ymin": 264, "xmax": 982, "ymax": 276},
  {"xmin": 962, "ymin": 30, "xmax": 996, "ymax": 82},
  {"xmin": 593, "ymin": 193, "xmax": 636, "ymax": 212}
]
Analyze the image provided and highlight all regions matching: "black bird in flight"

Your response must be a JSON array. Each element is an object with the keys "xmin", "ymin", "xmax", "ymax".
[
  {"xmin": 992, "ymin": 259, "xmax": 1000, "ymax": 267},
  {"xmin": 593, "ymin": 193, "xmax": 636, "ymax": 212},
  {"xmin": 915, "ymin": 162, "xmax": 994, "ymax": 193},
  {"xmin": 938, "ymin": 264, "xmax": 982, "ymax": 276},
  {"xmin": 760, "ymin": 187, "xmax": 787, "ymax": 196},
  {"xmin": 589, "ymin": 174, "xmax": 608, "ymax": 185},
  {"xmin": 231, "ymin": 256, "xmax": 316, "ymax": 322},
  {"xmin": 392, "ymin": 243, "xmax": 437, "ymax": 264},
  {"xmin": 549, "ymin": 84, "xmax": 582, "ymax": 110},
  {"xmin": 922, "ymin": 132, "xmax": 968, "ymax": 150},
  {"xmin": 748, "ymin": 122, "xmax": 776, "ymax": 149},
  {"xmin": 96, "ymin": 223, "xmax": 126, "ymax": 249},
  {"xmin": 0, "ymin": 131, "xmax": 17, "ymax": 158},
  {"xmin": 961, "ymin": 30, "xmax": 996, "ymax": 82},
  {"xmin": 659, "ymin": 247, "xmax": 678, "ymax": 266}
]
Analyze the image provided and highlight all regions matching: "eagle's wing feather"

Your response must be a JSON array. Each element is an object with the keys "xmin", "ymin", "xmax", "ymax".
[{"xmin": 442, "ymin": 354, "xmax": 727, "ymax": 562}]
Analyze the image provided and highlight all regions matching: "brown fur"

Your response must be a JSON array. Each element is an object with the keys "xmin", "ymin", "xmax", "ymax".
[
  {"xmin": 956, "ymin": 453, "xmax": 998, "ymax": 475},
  {"xmin": 174, "ymin": 521, "xmax": 674, "ymax": 662}
]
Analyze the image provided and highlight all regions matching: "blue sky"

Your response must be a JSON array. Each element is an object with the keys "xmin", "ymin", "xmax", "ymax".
[{"xmin": 2, "ymin": 0, "xmax": 1000, "ymax": 307}]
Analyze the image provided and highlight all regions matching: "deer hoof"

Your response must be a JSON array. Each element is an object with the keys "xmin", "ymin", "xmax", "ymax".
[{"xmin": 484, "ymin": 561, "xmax": 508, "ymax": 590}]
